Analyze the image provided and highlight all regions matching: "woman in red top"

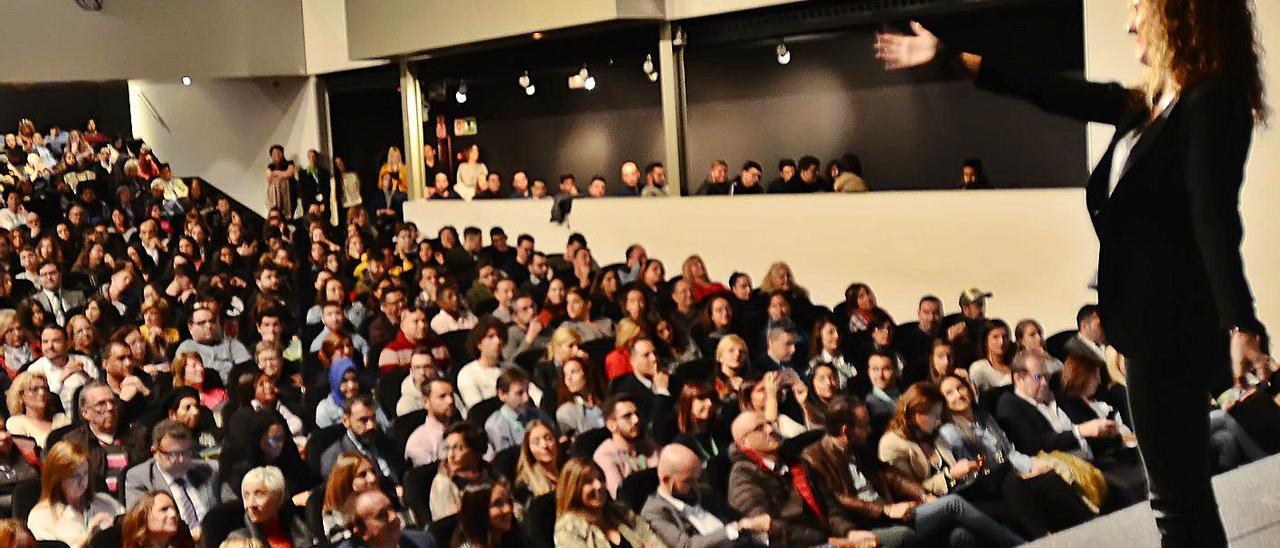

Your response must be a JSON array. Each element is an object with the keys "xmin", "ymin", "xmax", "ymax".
[
  {"xmin": 682, "ymin": 255, "xmax": 728, "ymax": 303},
  {"xmin": 604, "ymin": 319, "xmax": 645, "ymax": 381}
]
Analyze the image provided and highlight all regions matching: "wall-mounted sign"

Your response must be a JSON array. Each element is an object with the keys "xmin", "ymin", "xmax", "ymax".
[{"xmin": 453, "ymin": 117, "xmax": 478, "ymax": 136}]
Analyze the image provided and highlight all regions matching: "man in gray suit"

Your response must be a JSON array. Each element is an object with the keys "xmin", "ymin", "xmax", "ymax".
[
  {"xmin": 642, "ymin": 444, "xmax": 770, "ymax": 548},
  {"xmin": 33, "ymin": 261, "xmax": 85, "ymax": 326},
  {"xmin": 124, "ymin": 420, "xmax": 221, "ymax": 538}
]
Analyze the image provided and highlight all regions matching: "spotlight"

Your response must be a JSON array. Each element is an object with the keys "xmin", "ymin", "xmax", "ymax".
[
  {"xmin": 584, "ymin": 76, "xmax": 596, "ymax": 91},
  {"xmin": 455, "ymin": 80, "xmax": 468, "ymax": 103},
  {"xmin": 775, "ymin": 42, "xmax": 791, "ymax": 65},
  {"xmin": 579, "ymin": 64, "xmax": 590, "ymax": 79},
  {"xmin": 518, "ymin": 71, "xmax": 531, "ymax": 88},
  {"xmin": 180, "ymin": 75, "xmax": 193, "ymax": 86},
  {"xmin": 642, "ymin": 54, "xmax": 654, "ymax": 75},
  {"xmin": 647, "ymin": 71, "xmax": 658, "ymax": 82},
  {"xmin": 525, "ymin": 84, "xmax": 536, "ymax": 96},
  {"xmin": 532, "ymin": 32, "xmax": 544, "ymax": 40}
]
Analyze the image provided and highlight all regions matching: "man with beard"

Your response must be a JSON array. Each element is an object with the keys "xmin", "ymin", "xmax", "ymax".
[
  {"xmin": 643, "ymin": 443, "xmax": 771, "ymax": 547},
  {"xmin": 320, "ymin": 394, "xmax": 405, "ymax": 483}
]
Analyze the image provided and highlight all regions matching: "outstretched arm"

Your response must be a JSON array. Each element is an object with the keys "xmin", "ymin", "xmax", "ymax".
[{"xmin": 876, "ymin": 21, "xmax": 1139, "ymax": 126}]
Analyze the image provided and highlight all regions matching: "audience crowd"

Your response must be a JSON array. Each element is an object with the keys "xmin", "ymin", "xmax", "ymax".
[{"xmin": 0, "ymin": 117, "xmax": 1276, "ymax": 548}]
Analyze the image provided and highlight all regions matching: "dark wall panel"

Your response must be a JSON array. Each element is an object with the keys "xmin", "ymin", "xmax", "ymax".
[{"xmin": 0, "ymin": 82, "xmax": 131, "ymax": 137}]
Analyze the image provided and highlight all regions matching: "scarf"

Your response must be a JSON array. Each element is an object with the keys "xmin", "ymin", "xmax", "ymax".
[{"xmin": 740, "ymin": 447, "xmax": 826, "ymax": 526}]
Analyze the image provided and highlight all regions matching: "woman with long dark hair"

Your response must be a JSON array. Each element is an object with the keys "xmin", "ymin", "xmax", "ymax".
[
  {"xmin": 876, "ymin": 3, "xmax": 1270, "ymax": 540},
  {"xmin": 453, "ymin": 479, "xmax": 526, "ymax": 547}
]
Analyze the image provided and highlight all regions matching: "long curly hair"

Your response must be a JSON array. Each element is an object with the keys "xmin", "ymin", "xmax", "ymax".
[{"xmin": 1137, "ymin": 0, "xmax": 1268, "ymax": 124}]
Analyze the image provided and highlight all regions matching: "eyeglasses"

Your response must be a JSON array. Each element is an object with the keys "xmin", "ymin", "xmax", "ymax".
[{"xmin": 157, "ymin": 448, "xmax": 193, "ymax": 460}]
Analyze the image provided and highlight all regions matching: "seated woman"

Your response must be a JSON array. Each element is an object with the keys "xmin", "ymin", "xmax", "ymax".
[
  {"xmin": 552, "ymin": 457, "xmax": 664, "ymax": 548},
  {"xmin": 536, "ymin": 278, "xmax": 568, "ymax": 330},
  {"xmin": 681, "ymin": 255, "xmax": 728, "ymax": 303},
  {"xmin": 808, "ymin": 316, "xmax": 857, "ymax": 392},
  {"xmin": 0, "ymin": 309, "xmax": 35, "ymax": 379},
  {"xmin": 316, "ymin": 357, "xmax": 390, "ymax": 430},
  {"xmin": 713, "ymin": 335, "xmax": 749, "ymax": 407},
  {"xmin": 120, "ymin": 490, "xmax": 196, "ymax": 548},
  {"xmin": 618, "ymin": 287, "xmax": 655, "ymax": 328},
  {"xmin": 739, "ymin": 371, "xmax": 807, "ymax": 439},
  {"xmin": 589, "ymin": 268, "xmax": 623, "ymax": 322},
  {"xmin": 562, "ymin": 287, "xmax": 614, "ymax": 343},
  {"xmin": 653, "ymin": 318, "xmax": 700, "ymax": 365},
  {"xmin": 219, "ymin": 409, "xmax": 318, "ymax": 508},
  {"xmin": 801, "ymin": 362, "xmax": 842, "ymax": 430},
  {"xmin": 430, "ymin": 422, "xmax": 491, "ymax": 522},
  {"xmin": 672, "ymin": 383, "xmax": 731, "ymax": 463},
  {"xmin": 5, "ymin": 371, "xmax": 70, "ymax": 449},
  {"xmin": 321, "ymin": 452, "xmax": 382, "ymax": 544},
  {"xmin": 228, "ymin": 466, "xmax": 315, "ymax": 546},
  {"xmin": 937, "ymin": 375, "xmax": 1095, "ymax": 537},
  {"xmin": 454, "ymin": 479, "xmax": 527, "ymax": 547},
  {"xmin": 692, "ymin": 294, "xmax": 737, "ymax": 361},
  {"xmin": 1013, "ymin": 319, "xmax": 1064, "ymax": 375},
  {"xmin": 0, "ymin": 422, "xmax": 39, "ymax": 517},
  {"xmin": 457, "ymin": 319, "xmax": 533, "ymax": 415},
  {"xmin": 927, "ymin": 340, "xmax": 971, "ymax": 387},
  {"xmin": 968, "ymin": 320, "xmax": 1015, "ymax": 394},
  {"xmin": 514, "ymin": 420, "xmax": 561, "ymax": 510},
  {"xmin": 165, "ymin": 387, "xmax": 222, "ymax": 458},
  {"xmin": 28, "ymin": 441, "xmax": 123, "ymax": 547},
  {"xmin": 555, "ymin": 357, "xmax": 606, "ymax": 436},
  {"xmin": 536, "ymin": 326, "xmax": 585, "ymax": 406},
  {"xmin": 171, "ymin": 352, "xmax": 228, "ymax": 411},
  {"xmin": 604, "ymin": 319, "xmax": 644, "ymax": 382},
  {"xmin": 877, "ymin": 383, "xmax": 980, "ymax": 499},
  {"xmin": 305, "ymin": 274, "xmax": 369, "ymax": 329}
]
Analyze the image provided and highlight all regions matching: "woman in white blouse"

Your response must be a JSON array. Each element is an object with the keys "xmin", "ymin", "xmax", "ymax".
[
  {"xmin": 5, "ymin": 371, "xmax": 70, "ymax": 449},
  {"xmin": 968, "ymin": 320, "xmax": 1015, "ymax": 393},
  {"xmin": 28, "ymin": 441, "xmax": 123, "ymax": 548},
  {"xmin": 453, "ymin": 144, "xmax": 488, "ymax": 200}
]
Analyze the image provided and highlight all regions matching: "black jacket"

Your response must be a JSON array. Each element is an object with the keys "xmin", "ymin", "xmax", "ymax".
[{"xmin": 977, "ymin": 60, "xmax": 1263, "ymax": 388}]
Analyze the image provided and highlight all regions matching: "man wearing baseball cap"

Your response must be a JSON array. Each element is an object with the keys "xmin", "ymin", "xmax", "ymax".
[{"xmin": 942, "ymin": 287, "xmax": 993, "ymax": 369}]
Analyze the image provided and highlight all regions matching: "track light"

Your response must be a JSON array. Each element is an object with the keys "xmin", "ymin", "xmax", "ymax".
[
  {"xmin": 518, "ymin": 71, "xmax": 531, "ymax": 89},
  {"xmin": 525, "ymin": 84, "xmax": 536, "ymax": 96},
  {"xmin": 180, "ymin": 75, "xmax": 193, "ymax": 86},
  {"xmin": 455, "ymin": 80, "xmax": 468, "ymax": 103},
  {"xmin": 579, "ymin": 64, "xmax": 590, "ymax": 79},
  {"xmin": 642, "ymin": 54, "xmax": 654, "ymax": 75},
  {"xmin": 584, "ymin": 76, "xmax": 596, "ymax": 91},
  {"xmin": 647, "ymin": 71, "xmax": 658, "ymax": 82},
  {"xmin": 775, "ymin": 42, "xmax": 791, "ymax": 65}
]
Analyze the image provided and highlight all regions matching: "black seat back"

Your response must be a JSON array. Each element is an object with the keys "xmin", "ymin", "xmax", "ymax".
[
  {"xmin": 617, "ymin": 468, "xmax": 658, "ymax": 511},
  {"xmin": 199, "ymin": 500, "xmax": 245, "ymax": 548},
  {"xmin": 570, "ymin": 427, "xmax": 610, "ymax": 459},
  {"xmin": 391, "ymin": 409, "xmax": 428, "ymax": 451},
  {"xmin": 466, "ymin": 397, "xmax": 502, "ymax": 428},
  {"xmin": 377, "ymin": 367, "xmax": 411, "ymax": 417},
  {"xmin": 524, "ymin": 492, "xmax": 557, "ymax": 548},
  {"xmin": 401, "ymin": 462, "xmax": 440, "ymax": 528}
]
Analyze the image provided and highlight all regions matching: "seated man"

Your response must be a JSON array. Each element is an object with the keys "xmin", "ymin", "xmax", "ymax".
[
  {"xmin": 996, "ymin": 350, "xmax": 1147, "ymax": 507},
  {"xmin": 320, "ymin": 395, "xmax": 405, "ymax": 485},
  {"xmin": 378, "ymin": 305, "xmax": 435, "ymax": 374},
  {"xmin": 484, "ymin": 368, "xmax": 553, "ymax": 453},
  {"xmin": 337, "ymin": 490, "xmax": 434, "ymax": 548},
  {"xmin": 26, "ymin": 325, "xmax": 98, "ymax": 411},
  {"xmin": 501, "ymin": 292, "xmax": 546, "ymax": 361},
  {"xmin": 609, "ymin": 338, "xmax": 674, "ymax": 429},
  {"xmin": 643, "ymin": 443, "xmax": 771, "ymax": 547},
  {"xmin": 395, "ymin": 349, "xmax": 440, "ymax": 416},
  {"xmin": 405, "ymin": 378, "xmax": 460, "ymax": 466},
  {"xmin": 124, "ymin": 420, "xmax": 221, "ymax": 537},
  {"xmin": 311, "ymin": 300, "xmax": 371, "ymax": 359},
  {"xmin": 175, "ymin": 304, "xmax": 251, "ymax": 384},
  {"xmin": 752, "ymin": 326, "xmax": 802, "ymax": 374},
  {"xmin": 100, "ymin": 339, "xmax": 154, "ymax": 426},
  {"xmin": 727, "ymin": 410, "xmax": 875, "ymax": 547},
  {"xmin": 430, "ymin": 283, "xmax": 479, "ymax": 335},
  {"xmin": 59, "ymin": 381, "xmax": 150, "ymax": 495},
  {"xmin": 593, "ymin": 394, "xmax": 656, "ymax": 498},
  {"xmin": 804, "ymin": 396, "xmax": 1024, "ymax": 548}
]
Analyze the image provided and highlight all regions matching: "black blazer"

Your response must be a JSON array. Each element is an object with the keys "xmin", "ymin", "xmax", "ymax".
[
  {"xmin": 977, "ymin": 61, "xmax": 1263, "ymax": 376},
  {"xmin": 994, "ymin": 392, "xmax": 1083, "ymax": 457}
]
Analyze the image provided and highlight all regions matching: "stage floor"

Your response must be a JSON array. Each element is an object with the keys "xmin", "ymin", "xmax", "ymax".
[{"xmin": 1028, "ymin": 454, "xmax": 1280, "ymax": 547}]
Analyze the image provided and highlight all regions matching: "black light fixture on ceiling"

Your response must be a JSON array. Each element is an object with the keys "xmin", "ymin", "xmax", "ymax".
[{"xmin": 455, "ymin": 79, "xmax": 468, "ymax": 103}]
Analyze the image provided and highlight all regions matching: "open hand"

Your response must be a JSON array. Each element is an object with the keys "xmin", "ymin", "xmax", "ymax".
[{"xmin": 874, "ymin": 21, "xmax": 940, "ymax": 70}]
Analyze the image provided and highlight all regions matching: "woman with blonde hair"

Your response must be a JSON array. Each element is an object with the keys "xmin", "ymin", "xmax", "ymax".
[
  {"xmin": 877, "ymin": 0, "xmax": 1269, "ymax": 542},
  {"xmin": 604, "ymin": 318, "xmax": 644, "ymax": 381},
  {"xmin": 713, "ymin": 334, "xmax": 749, "ymax": 402},
  {"xmin": 0, "ymin": 309, "xmax": 36, "ymax": 379},
  {"xmin": 513, "ymin": 420, "xmax": 560, "ymax": 506},
  {"xmin": 378, "ymin": 146, "xmax": 409, "ymax": 193},
  {"xmin": 28, "ymin": 441, "xmax": 123, "ymax": 547},
  {"xmin": 680, "ymin": 255, "xmax": 727, "ymax": 303},
  {"xmin": 120, "ymin": 491, "xmax": 196, "ymax": 548},
  {"xmin": 757, "ymin": 261, "xmax": 808, "ymax": 300},
  {"xmin": 6, "ymin": 371, "xmax": 69, "ymax": 448},
  {"xmin": 553, "ymin": 457, "xmax": 665, "ymax": 548}
]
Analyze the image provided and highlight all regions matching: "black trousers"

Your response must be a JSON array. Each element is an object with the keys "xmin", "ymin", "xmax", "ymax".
[{"xmin": 1126, "ymin": 347, "xmax": 1227, "ymax": 548}]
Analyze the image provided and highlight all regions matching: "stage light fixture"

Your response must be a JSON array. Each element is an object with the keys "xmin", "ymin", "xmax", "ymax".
[
  {"xmin": 525, "ymin": 84, "xmax": 536, "ymax": 96},
  {"xmin": 579, "ymin": 64, "xmax": 590, "ymax": 79},
  {"xmin": 455, "ymin": 80, "xmax": 468, "ymax": 103},
  {"xmin": 584, "ymin": 76, "xmax": 596, "ymax": 91},
  {"xmin": 180, "ymin": 75, "xmax": 193, "ymax": 86},
  {"xmin": 518, "ymin": 71, "xmax": 531, "ymax": 88},
  {"xmin": 647, "ymin": 71, "xmax": 658, "ymax": 82},
  {"xmin": 642, "ymin": 54, "xmax": 654, "ymax": 75},
  {"xmin": 776, "ymin": 42, "xmax": 791, "ymax": 65}
]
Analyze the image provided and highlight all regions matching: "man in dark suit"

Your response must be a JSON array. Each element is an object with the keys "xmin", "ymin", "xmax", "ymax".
[
  {"xmin": 337, "ymin": 490, "xmax": 435, "ymax": 548},
  {"xmin": 33, "ymin": 261, "xmax": 85, "ymax": 326},
  {"xmin": 124, "ymin": 420, "xmax": 222, "ymax": 535},
  {"xmin": 751, "ymin": 327, "xmax": 801, "ymax": 374},
  {"xmin": 643, "ymin": 443, "xmax": 770, "ymax": 548},
  {"xmin": 299, "ymin": 149, "xmax": 331, "ymax": 214},
  {"xmin": 57, "ymin": 382, "xmax": 151, "ymax": 496},
  {"xmin": 319, "ymin": 395, "xmax": 405, "ymax": 484},
  {"xmin": 608, "ymin": 338, "xmax": 674, "ymax": 430}
]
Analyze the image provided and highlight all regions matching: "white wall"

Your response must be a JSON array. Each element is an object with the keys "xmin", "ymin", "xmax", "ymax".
[
  {"xmin": 665, "ymin": 0, "xmax": 805, "ymax": 19},
  {"xmin": 302, "ymin": 0, "xmax": 387, "ymax": 74},
  {"xmin": 0, "ymin": 0, "xmax": 305, "ymax": 84},
  {"xmin": 128, "ymin": 78, "xmax": 323, "ymax": 214}
]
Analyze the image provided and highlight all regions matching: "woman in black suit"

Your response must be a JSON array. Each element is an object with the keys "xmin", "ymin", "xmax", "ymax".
[{"xmin": 875, "ymin": 2, "xmax": 1269, "ymax": 546}]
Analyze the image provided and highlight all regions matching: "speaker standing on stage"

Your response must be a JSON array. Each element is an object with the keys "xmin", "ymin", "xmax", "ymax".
[{"xmin": 874, "ymin": 1, "xmax": 1269, "ymax": 546}]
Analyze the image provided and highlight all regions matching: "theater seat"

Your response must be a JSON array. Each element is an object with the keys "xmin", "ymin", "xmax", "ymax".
[
  {"xmin": 617, "ymin": 468, "xmax": 658, "ymax": 511},
  {"xmin": 571, "ymin": 427, "xmax": 611, "ymax": 459},
  {"xmin": 524, "ymin": 493, "xmax": 557, "ymax": 548}
]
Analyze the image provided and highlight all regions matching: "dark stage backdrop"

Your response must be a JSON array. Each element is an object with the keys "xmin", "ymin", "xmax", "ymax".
[{"xmin": 1, "ymin": 82, "xmax": 132, "ymax": 137}]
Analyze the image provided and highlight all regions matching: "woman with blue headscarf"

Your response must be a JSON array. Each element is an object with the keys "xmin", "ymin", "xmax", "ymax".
[{"xmin": 315, "ymin": 357, "xmax": 390, "ymax": 429}]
